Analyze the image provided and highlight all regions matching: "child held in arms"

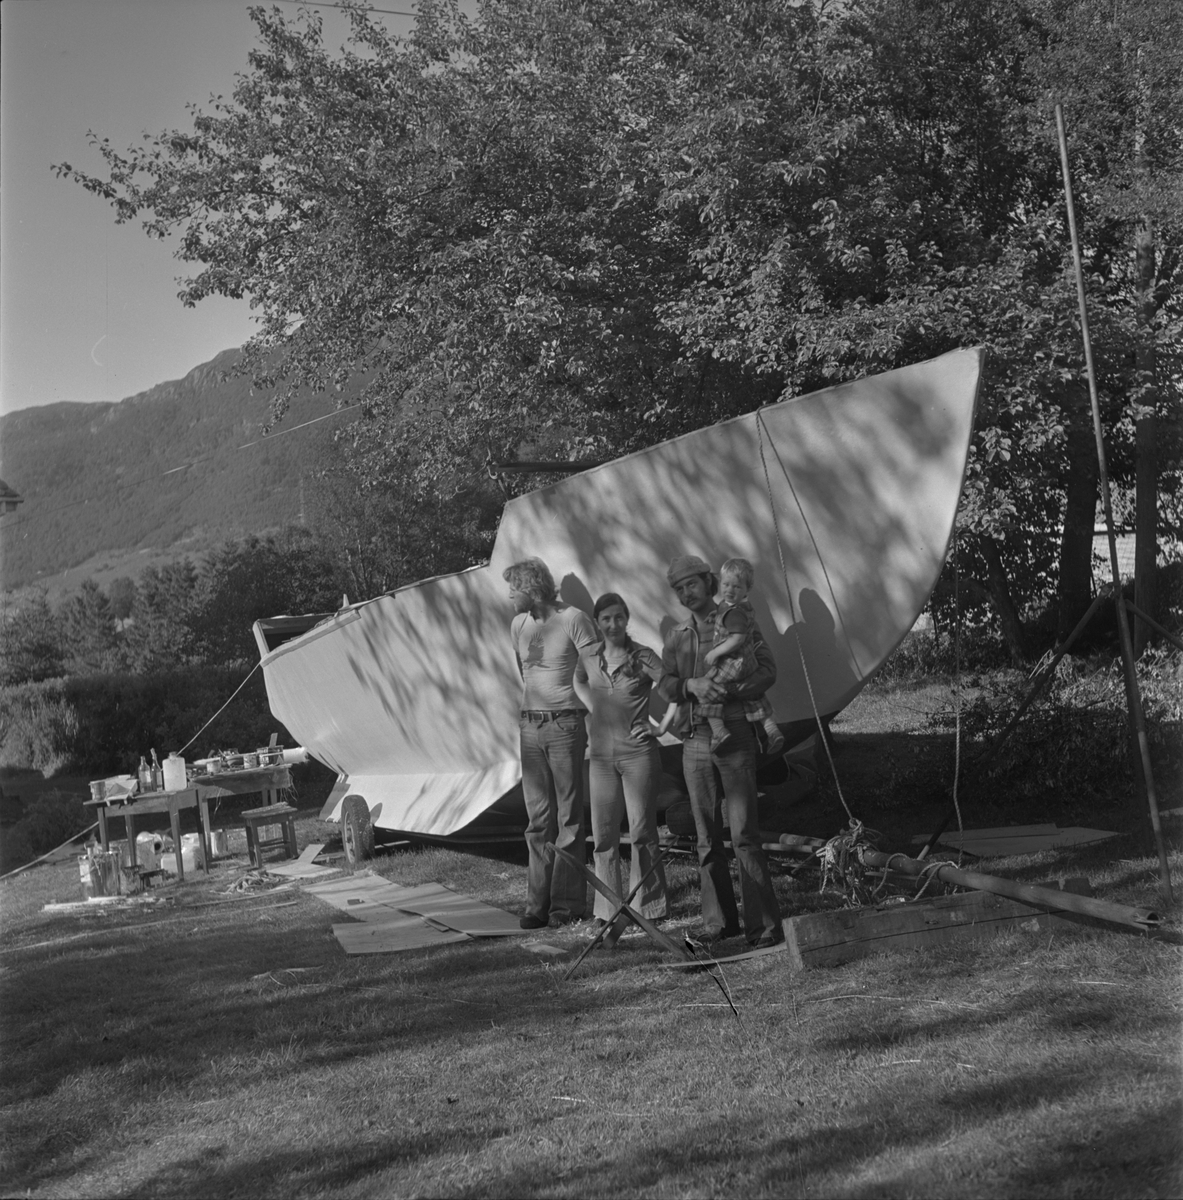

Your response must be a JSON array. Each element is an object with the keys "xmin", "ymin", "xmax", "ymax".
[{"xmin": 681, "ymin": 557, "xmax": 785, "ymax": 755}]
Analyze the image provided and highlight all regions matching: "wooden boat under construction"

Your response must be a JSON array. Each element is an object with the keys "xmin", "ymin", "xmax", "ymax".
[{"xmin": 253, "ymin": 348, "xmax": 984, "ymax": 850}]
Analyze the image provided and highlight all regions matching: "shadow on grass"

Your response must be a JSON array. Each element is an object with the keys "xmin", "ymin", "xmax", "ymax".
[
  {"xmin": 442, "ymin": 1054, "xmax": 1180, "ymax": 1200},
  {"xmin": 122, "ymin": 1126, "xmax": 513, "ymax": 1199}
]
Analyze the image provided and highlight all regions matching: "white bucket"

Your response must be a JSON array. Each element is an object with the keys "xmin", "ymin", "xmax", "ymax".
[
  {"xmin": 134, "ymin": 832, "xmax": 163, "ymax": 871},
  {"xmin": 160, "ymin": 844, "xmax": 197, "ymax": 876}
]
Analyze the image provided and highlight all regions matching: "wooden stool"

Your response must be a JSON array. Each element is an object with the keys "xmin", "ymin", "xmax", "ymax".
[{"xmin": 241, "ymin": 803, "xmax": 298, "ymax": 868}]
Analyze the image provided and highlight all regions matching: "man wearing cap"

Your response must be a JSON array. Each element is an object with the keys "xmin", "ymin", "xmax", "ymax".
[{"xmin": 658, "ymin": 554, "xmax": 784, "ymax": 948}]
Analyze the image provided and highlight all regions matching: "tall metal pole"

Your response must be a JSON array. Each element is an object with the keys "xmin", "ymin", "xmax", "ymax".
[{"xmin": 1055, "ymin": 104, "xmax": 1172, "ymax": 902}]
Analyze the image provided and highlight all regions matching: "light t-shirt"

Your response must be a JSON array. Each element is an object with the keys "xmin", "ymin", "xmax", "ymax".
[{"xmin": 511, "ymin": 604, "xmax": 601, "ymax": 710}]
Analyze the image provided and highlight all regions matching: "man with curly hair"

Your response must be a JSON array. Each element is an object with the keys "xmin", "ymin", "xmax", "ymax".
[{"xmin": 504, "ymin": 557, "xmax": 600, "ymax": 929}]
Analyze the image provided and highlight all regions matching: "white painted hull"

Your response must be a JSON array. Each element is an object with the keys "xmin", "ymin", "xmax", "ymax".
[{"xmin": 257, "ymin": 348, "xmax": 983, "ymax": 835}]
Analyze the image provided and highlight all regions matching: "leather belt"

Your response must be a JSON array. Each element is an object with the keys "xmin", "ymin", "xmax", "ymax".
[{"xmin": 520, "ymin": 709, "xmax": 583, "ymax": 722}]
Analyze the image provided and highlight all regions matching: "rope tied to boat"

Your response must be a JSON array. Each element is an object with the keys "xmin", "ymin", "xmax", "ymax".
[{"xmin": 754, "ymin": 410, "xmax": 856, "ymax": 824}]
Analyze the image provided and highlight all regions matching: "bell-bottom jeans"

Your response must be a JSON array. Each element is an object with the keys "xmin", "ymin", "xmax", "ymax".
[
  {"xmin": 682, "ymin": 715, "xmax": 781, "ymax": 941},
  {"xmin": 589, "ymin": 742, "xmax": 669, "ymax": 922},
  {"xmin": 520, "ymin": 711, "xmax": 588, "ymax": 923}
]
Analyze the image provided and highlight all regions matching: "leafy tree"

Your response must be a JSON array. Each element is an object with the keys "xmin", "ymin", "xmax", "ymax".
[
  {"xmin": 123, "ymin": 560, "xmax": 200, "ymax": 673},
  {"xmin": 59, "ymin": 579, "xmax": 124, "ymax": 675},
  {"xmin": 58, "ymin": 0, "xmax": 1183, "ymax": 660},
  {"xmin": 0, "ymin": 591, "xmax": 64, "ymax": 685},
  {"xmin": 108, "ymin": 577, "xmax": 136, "ymax": 628},
  {"xmin": 188, "ymin": 527, "xmax": 342, "ymax": 662},
  {"xmin": 1026, "ymin": 0, "xmax": 1183, "ymax": 648}
]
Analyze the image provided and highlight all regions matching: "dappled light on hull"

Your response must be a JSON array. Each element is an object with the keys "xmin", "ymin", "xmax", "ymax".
[{"xmin": 258, "ymin": 348, "xmax": 983, "ymax": 834}]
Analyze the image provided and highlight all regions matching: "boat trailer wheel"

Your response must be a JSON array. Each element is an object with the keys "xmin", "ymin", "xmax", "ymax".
[{"xmin": 341, "ymin": 794, "xmax": 375, "ymax": 863}]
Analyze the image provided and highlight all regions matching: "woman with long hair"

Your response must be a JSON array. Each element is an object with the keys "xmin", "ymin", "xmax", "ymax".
[{"xmin": 574, "ymin": 592, "xmax": 670, "ymax": 925}]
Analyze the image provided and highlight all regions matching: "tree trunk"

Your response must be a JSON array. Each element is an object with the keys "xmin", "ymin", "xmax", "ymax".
[
  {"xmin": 978, "ymin": 536, "xmax": 1030, "ymax": 664},
  {"xmin": 1057, "ymin": 388, "xmax": 1099, "ymax": 642}
]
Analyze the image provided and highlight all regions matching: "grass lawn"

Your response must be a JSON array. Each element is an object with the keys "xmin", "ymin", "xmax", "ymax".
[{"xmin": 1, "ymin": 675, "xmax": 1180, "ymax": 1198}]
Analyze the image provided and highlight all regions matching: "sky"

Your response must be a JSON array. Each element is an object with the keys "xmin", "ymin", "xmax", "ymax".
[{"xmin": 1, "ymin": 0, "xmax": 418, "ymax": 415}]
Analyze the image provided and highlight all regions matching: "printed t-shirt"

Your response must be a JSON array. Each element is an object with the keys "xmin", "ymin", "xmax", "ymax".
[{"xmin": 511, "ymin": 604, "xmax": 601, "ymax": 710}]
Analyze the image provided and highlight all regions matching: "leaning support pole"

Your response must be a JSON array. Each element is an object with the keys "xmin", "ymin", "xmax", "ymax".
[
  {"xmin": 1055, "ymin": 104, "xmax": 1173, "ymax": 903},
  {"xmin": 1125, "ymin": 601, "xmax": 1183, "ymax": 655},
  {"xmin": 863, "ymin": 850, "xmax": 1160, "ymax": 931}
]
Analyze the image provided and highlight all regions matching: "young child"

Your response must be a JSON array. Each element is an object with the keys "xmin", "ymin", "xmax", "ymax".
[{"xmin": 695, "ymin": 557, "xmax": 785, "ymax": 754}]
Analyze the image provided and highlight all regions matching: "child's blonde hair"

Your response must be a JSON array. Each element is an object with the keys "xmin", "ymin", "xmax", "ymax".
[{"xmin": 719, "ymin": 557, "xmax": 754, "ymax": 589}]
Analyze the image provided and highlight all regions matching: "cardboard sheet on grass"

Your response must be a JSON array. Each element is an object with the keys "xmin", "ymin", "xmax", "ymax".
[
  {"xmin": 266, "ymin": 843, "xmax": 339, "ymax": 880},
  {"xmin": 305, "ymin": 872, "xmax": 525, "ymax": 954},
  {"xmin": 913, "ymin": 824, "xmax": 1119, "ymax": 858}
]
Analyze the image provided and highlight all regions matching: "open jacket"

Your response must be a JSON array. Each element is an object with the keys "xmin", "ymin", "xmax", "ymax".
[{"xmin": 657, "ymin": 608, "xmax": 777, "ymax": 739}]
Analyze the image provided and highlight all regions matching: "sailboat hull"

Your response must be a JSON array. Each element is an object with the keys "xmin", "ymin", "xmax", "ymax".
[{"xmin": 256, "ymin": 348, "xmax": 983, "ymax": 836}]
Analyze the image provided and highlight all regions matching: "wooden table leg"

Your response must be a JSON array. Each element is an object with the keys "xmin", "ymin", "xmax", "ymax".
[
  {"xmin": 169, "ymin": 802, "xmax": 184, "ymax": 882},
  {"xmin": 282, "ymin": 813, "xmax": 298, "ymax": 860},
  {"xmin": 97, "ymin": 806, "xmax": 109, "ymax": 852},
  {"xmin": 125, "ymin": 809, "xmax": 138, "ymax": 868},
  {"xmin": 198, "ymin": 794, "xmax": 212, "ymax": 867}
]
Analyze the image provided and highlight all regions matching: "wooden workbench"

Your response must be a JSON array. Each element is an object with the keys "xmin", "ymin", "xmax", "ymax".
[{"xmin": 85, "ymin": 765, "xmax": 292, "ymax": 882}]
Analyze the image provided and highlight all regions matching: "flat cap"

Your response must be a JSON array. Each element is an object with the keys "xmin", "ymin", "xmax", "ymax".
[{"xmin": 666, "ymin": 554, "xmax": 713, "ymax": 587}]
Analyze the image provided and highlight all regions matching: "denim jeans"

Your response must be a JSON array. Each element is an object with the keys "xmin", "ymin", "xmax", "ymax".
[
  {"xmin": 589, "ymin": 743, "xmax": 669, "ymax": 921},
  {"xmin": 520, "ymin": 712, "xmax": 588, "ymax": 922},
  {"xmin": 682, "ymin": 716, "xmax": 781, "ymax": 941}
]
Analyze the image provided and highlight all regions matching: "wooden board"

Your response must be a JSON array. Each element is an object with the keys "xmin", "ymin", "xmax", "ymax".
[
  {"xmin": 912, "ymin": 825, "xmax": 1120, "ymax": 858},
  {"xmin": 267, "ymin": 843, "xmax": 338, "ymax": 879},
  {"xmin": 784, "ymin": 892, "xmax": 1055, "ymax": 969}
]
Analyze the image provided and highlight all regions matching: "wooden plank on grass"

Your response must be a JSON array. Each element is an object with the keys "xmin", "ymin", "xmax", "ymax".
[
  {"xmin": 267, "ymin": 843, "xmax": 338, "ymax": 879},
  {"xmin": 785, "ymin": 892, "xmax": 1054, "ymax": 970}
]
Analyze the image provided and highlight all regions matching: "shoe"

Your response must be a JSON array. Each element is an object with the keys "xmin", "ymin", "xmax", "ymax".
[
  {"xmin": 751, "ymin": 930, "xmax": 785, "ymax": 950},
  {"xmin": 519, "ymin": 914, "xmax": 547, "ymax": 930},
  {"xmin": 700, "ymin": 924, "xmax": 741, "ymax": 944}
]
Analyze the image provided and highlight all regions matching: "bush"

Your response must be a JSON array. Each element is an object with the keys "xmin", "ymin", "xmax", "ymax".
[
  {"xmin": 874, "ymin": 624, "xmax": 1014, "ymax": 683},
  {"xmin": 16, "ymin": 790, "xmax": 89, "ymax": 856},
  {"xmin": 0, "ymin": 680, "xmax": 80, "ymax": 775},
  {"xmin": 0, "ymin": 665, "xmax": 291, "ymax": 778},
  {"xmin": 927, "ymin": 647, "xmax": 1182, "ymax": 814}
]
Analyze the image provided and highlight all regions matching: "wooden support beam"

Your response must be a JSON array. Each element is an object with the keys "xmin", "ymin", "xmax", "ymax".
[
  {"xmin": 861, "ymin": 850, "xmax": 1159, "ymax": 929},
  {"xmin": 784, "ymin": 889, "xmax": 1091, "ymax": 970}
]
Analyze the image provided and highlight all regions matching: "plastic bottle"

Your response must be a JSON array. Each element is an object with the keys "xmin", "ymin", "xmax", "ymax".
[{"xmin": 163, "ymin": 752, "xmax": 187, "ymax": 792}]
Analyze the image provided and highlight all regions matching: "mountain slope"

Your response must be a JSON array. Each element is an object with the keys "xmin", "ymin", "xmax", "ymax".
[{"xmin": 0, "ymin": 350, "xmax": 354, "ymax": 591}]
